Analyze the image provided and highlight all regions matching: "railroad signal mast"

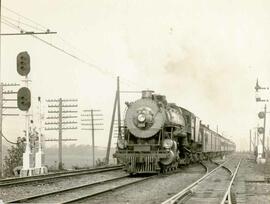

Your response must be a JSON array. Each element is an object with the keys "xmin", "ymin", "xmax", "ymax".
[
  {"xmin": 81, "ymin": 109, "xmax": 104, "ymax": 167},
  {"xmin": 16, "ymin": 51, "xmax": 33, "ymax": 177},
  {"xmin": 255, "ymin": 78, "xmax": 269, "ymax": 161},
  {"xmin": 45, "ymin": 98, "xmax": 78, "ymax": 170}
]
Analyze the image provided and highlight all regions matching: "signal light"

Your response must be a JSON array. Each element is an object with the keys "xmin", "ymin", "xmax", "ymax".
[
  {"xmin": 258, "ymin": 112, "xmax": 265, "ymax": 119},
  {"xmin": 17, "ymin": 87, "xmax": 31, "ymax": 111},
  {"xmin": 258, "ymin": 127, "xmax": 264, "ymax": 134},
  {"xmin": 17, "ymin": 51, "xmax": 30, "ymax": 76}
]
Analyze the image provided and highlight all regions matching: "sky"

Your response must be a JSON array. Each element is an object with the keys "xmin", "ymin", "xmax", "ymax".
[{"xmin": 1, "ymin": 0, "xmax": 270, "ymax": 151}]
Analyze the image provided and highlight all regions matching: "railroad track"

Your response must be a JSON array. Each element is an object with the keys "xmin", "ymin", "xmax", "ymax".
[
  {"xmin": 161, "ymin": 158, "xmax": 242, "ymax": 204},
  {"xmin": 7, "ymin": 174, "xmax": 154, "ymax": 203},
  {"xmin": 6, "ymin": 163, "xmax": 209, "ymax": 203},
  {"xmin": 0, "ymin": 165, "xmax": 123, "ymax": 187}
]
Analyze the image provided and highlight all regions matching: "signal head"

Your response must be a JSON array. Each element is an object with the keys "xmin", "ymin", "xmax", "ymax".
[
  {"xmin": 17, "ymin": 51, "xmax": 30, "ymax": 76},
  {"xmin": 17, "ymin": 87, "xmax": 31, "ymax": 111},
  {"xmin": 258, "ymin": 127, "xmax": 264, "ymax": 134}
]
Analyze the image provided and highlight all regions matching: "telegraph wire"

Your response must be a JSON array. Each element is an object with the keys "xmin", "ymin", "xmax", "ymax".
[
  {"xmin": 1, "ymin": 19, "xmax": 22, "ymax": 32},
  {"xmin": 2, "ymin": 15, "xmax": 45, "ymax": 32},
  {"xmin": 3, "ymin": 6, "xmax": 96, "ymax": 65},
  {"xmin": 2, "ymin": 6, "xmax": 144, "ymax": 89},
  {"xmin": 2, "ymin": 5, "xmax": 48, "ymax": 30},
  {"xmin": 2, "ymin": 134, "xmax": 17, "ymax": 145},
  {"xmin": 2, "ymin": 18, "xmax": 141, "ymax": 89},
  {"xmin": 31, "ymin": 35, "xmax": 107, "ymax": 74}
]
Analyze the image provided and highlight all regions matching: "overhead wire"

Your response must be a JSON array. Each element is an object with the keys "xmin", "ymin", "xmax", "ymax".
[
  {"xmin": 2, "ymin": 15, "xmax": 45, "ymax": 32},
  {"xmin": 3, "ymin": 6, "xmax": 105, "ymax": 72},
  {"xmin": 1, "ymin": 17, "xmax": 141, "ymax": 89},
  {"xmin": 1, "ymin": 6, "xmax": 144, "ymax": 89},
  {"xmin": 2, "ymin": 5, "xmax": 48, "ymax": 30},
  {"xmin": 1, "ymin": 19, "xmax": 23, "ymax": 32},
  {"xmin": 2, "ymin": 134, "xmax": 18, "ymax": 145}
]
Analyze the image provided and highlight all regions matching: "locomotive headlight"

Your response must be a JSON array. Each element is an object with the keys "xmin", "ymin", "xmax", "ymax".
[
  {"xmin": 162, "ymin": 139, "xmax": 174, "ymax": 149},
  {"xmin": 137, "ymin": 113, "xmax": 146, "ymax": 122}
]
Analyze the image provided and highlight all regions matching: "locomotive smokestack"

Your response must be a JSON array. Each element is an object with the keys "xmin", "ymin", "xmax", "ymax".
[{"xmin": 142, "ymin": 90, "xmax": 154, "ymax": 99}]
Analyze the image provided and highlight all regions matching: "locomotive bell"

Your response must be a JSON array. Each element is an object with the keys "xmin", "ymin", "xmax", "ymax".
[{"xmin": 142, "ymin": 90, "xmax": 154, "ymax": 99}]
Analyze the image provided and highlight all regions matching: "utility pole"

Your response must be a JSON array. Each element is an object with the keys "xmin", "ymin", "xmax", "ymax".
[
  {"xmin": 0, "ymin": 0, "xmax": 2, "ymax": 178},
  {"xmin": 267, "ymin": 136, "xmax": 269, "ymax": 154},
  {"xmin": 0, "ymin": 83, "xmax": 20, "ymax": 177},
  {"xmin": 0, "ymin": 84, "xmax": 2, "ymax": 177},
  {"xmin": 113, "ymin": 119, "xmax": 124, "ymax": 139},
  {"xmin": 45, "ymin": 98, "xmax": 78, "ymax": 170},
  {"xmin": 253, "ymin": 130, "xmax": 257, "ymax": 152},
  {"xmin": 263, "ymin": 104, "xmax": 267, "ymax": 157},
  {"xmin": 81, "ymin": 109, "xmax": 103, "ymax": 167},
  {"xmin": 267, "ymin": 131, "xmax": 269, "ymax": 152},
  {"xmin": 106, "ymin": 76, "xmax": 121, "ymax": 164},
  {"xmin": 0, "ymin": 1, "xmax": 1, "ymax": 97},
  {"xmin": 250, "ymin": 129, "xmax": 252, "ymax": 152},
  {"xmin": 257, "ymin": 126, "xmax": 259, "ymax": 147},
  {"xmin": 117, "ymin": 77, "xmax": 121, "ymax": 140}
]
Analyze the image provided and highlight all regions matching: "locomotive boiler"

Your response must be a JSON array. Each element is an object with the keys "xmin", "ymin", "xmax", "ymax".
[{"xmin": 114, "ymin": 90, "xmax": 235, "ymax": 174}]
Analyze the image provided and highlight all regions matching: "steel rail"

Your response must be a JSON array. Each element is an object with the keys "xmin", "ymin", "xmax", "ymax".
[
  {"xmin": 173, "ymin": 161, "xmax": 209, "ymax": 201},
  {"xmin": 61, "ymin": 162, "xmax": 208, "ymax": 204},
  {"xmin": 60, "ymin": 176, "xmax": 156, "ymax": 204},
  {"xmin": 0, "ymin": 165, "xmax": 121, "ymax": 182},
  {"xmin": 220, "ymin": 159, "xmax": 242, "ymax": 204},
  {"xmin": 7, "ymin": 175, "xmax": 130, "ymax": 203},
  {"xmin": 199, "ymin": 161, "xmax": 209, "ymax": 174},
  {"xmin": 161, "ymin": 159, "xmax": 231, "ymax": 204},
  {"xmin": 6, "ymin": 162, "xmax": 209, "ymax": 203},
  {"xmin": 211, "ymin": 160, "xmax": 233, "ymax": 177},
  {"xmin": 0, "ymin": 165, "xmax": 123, "ymax": 187}
]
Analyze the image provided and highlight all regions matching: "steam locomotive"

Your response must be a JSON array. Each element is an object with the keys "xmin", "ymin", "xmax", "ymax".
[{"xmin": 114, "ymin": 90, "xmax": 235, "ymax": 174}]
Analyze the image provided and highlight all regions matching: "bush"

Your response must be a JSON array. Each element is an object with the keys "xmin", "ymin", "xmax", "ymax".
[
  {"xmin": 96, "ymin": 158, "xmax": 106, "ymax": 167},
  {"xmin": 3, "ymin": 137, "xmax": 25, "ymax": 177}
]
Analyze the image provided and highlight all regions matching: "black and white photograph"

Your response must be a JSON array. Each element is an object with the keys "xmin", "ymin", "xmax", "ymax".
[{"xmin": 0, "ymin": 1, "xmax": 270, "ymax": 203}]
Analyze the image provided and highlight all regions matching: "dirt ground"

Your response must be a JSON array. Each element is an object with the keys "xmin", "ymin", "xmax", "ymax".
[{"xmin": 233, "ymin": 153, "xmax": 270, "ymax": 204}]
